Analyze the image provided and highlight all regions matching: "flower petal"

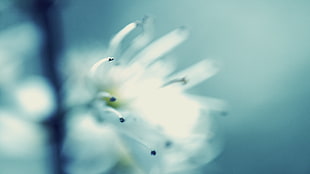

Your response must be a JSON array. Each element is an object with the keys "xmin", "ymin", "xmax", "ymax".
[{"xmin": 189, "ymin": 95, "xmax": 228, "ymax": 113}]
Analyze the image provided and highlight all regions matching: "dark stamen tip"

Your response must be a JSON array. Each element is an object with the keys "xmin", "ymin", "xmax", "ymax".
[
  {"xmin": 109, "ymin": 97, "xmax": 117, "ymax": 102},
  {"xmin": 181, "ymin": 77, "xmax": 188, "ymax": 85},
  {"xmin": 119, "ymin": 117, "xmax": 125, "ymax": 123},
  {"xmin": 150, "ymin": 150, "xmax": 156, "ymax": 156},
  {"xmin": 108, "ymin": 57, "xmax": 114, "ymax": 61},
  {"xmin": 165, "ymin": 141, "xmax": 172, "ymax": 148}
]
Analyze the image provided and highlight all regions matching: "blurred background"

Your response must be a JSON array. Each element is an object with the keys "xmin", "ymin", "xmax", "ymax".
[{"xmin": 1, "ymin": 0, "xmax": 310, "ymax": 173}]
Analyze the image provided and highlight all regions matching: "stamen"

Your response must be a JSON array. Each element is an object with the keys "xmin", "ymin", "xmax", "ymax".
[
  {"xmin": 109, "ymin": 21, "xmax": 140, "ymax": 55},
  {"xmin": 89, "ymin": 57, "xmax": 115, "ymax": 77},
  {"xmin": 165, "ymin": 140, "xmax": 173, "ymax": 148},
  {"xmin": 97, "ymin": 91, "xmax": 117, "ymax": 102},
  {"xmin": 168, "ymin": 59, "xmax": 218, "ymax": 90},
  {"xmin": 162, "ymin": 77, "xmax": 188, "ymax": 87},
  {"xmin": 119, "ymin": 129, "xmax": 157, "ymax": 156},
  {"xmin": 122, "ymin": 16, "xmax": 154, "ymax": 61},
  {"xmin": 129, "ymin": 138, "xmax": 157, "ymax": 156},
  {"xmin": 119, "ymin": 117, "xmax": 125, "ymax": 123},
  {"xmin": 136, "ymin": 141, "xmax": 157, "ymax": 156},
  {"xmin": 104, "ymin": 107, "xmax": 125, "ymax": 123}
]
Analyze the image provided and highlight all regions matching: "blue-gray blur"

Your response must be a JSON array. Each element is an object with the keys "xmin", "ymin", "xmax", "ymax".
[{"xmin": 1, "ymin": 0, "xmax": 310, "ymax": 173}]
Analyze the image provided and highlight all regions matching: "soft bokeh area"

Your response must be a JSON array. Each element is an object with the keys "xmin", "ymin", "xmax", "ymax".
[{"xmin": 1, "ymin": 0, "xmax": 310, "ymax": 174}]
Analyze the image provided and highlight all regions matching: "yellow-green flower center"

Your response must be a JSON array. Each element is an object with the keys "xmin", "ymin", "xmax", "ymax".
[
  {"xmin": 103, "ymin": 95, "xmax": 121, "ymax": 109},
  {"xmin": 98, "ymin": 89, "xmax": 125, "ymax": 109}
]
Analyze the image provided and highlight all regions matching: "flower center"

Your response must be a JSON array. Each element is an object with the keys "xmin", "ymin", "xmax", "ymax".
[
  {"xmin": 97, "ymin": 90, "xmax": 123, "ymax": 109},
  {"xmin": 103, "ymin": 95, "xmax": 121, "ymax": 109}
]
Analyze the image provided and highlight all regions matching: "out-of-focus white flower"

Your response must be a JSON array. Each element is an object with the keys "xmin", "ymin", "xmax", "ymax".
[
  {"xmin": 0, "ymin": 22, "xmax": 54, "ymax": 174},
  {"xmin": 0, "ymin": 110, "xmax": 47, "ymax": 157},
  {"xmin": 0, "ymin": 110, "xmax": 51, "ymax": 174},
  {"xmin": 13, "ymin": 76, "xmax": 56, "ymax": 122},
  {"xmin": 63, "ymin": 17, "xmax": 225, "ymax": 174},
  {"xmin": 0, "ymin": 22, "xmax": 55, "ymax": 122}
]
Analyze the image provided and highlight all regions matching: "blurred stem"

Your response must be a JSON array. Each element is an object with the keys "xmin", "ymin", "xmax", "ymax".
[{"xmin": 32, "ymin": 0, "xmax": 64, "ymax": 174}]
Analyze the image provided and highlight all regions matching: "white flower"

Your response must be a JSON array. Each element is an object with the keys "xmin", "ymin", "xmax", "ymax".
[
  {"xmin": 63, "ymin": 17, "xmax": 225, "ymax": 174},
  {"xmin": 0, "ymin": 22, "xmax": 54, "ymax": 174}
]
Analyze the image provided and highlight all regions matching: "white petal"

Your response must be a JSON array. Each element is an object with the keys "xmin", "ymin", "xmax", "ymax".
[
  {"xmin": 169, "ymin": 59, "xmax": 219, "ymax": 90},
  {"xmin": 189, "ymin": 95, "xmax": 228, "ymax": 113},
  {"xmin": 163, "ymin": 134, "xmax": 222, "ymax": 173},
  {"xmin": 64, "ymin": 112, "xmax": 122, "ymax": 174},
  {"xmin": 130, "ymin": 27, "xmax": 189, "ymax": 66},
  {"xmin": 131, "ymin": 87, "xmax": 200, "ymax": 139},
  {"xmin": 147, "ymin": 60, "xmax": 175, "ymax": 79}
]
